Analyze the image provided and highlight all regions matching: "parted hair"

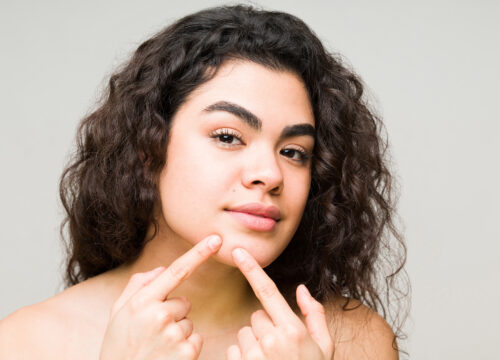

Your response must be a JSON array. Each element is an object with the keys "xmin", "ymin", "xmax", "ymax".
[{"xmin": 60, "ymin": 4, "xmax": 408, "ymax": 348}]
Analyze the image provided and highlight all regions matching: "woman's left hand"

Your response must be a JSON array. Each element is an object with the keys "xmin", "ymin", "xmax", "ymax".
[{"xmin": 226, "ymin": 248, "xmax": 334, "ymax": 360}]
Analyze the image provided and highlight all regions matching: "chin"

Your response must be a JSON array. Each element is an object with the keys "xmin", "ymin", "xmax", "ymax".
[{"xmin": 211, "ymin": 241, "xmax": 277, "ymax": 268}]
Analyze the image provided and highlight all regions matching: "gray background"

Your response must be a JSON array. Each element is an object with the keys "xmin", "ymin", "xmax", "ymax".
[{"xmin": 1, "ymin": 0, "xmax": 499, "ymax": 358}]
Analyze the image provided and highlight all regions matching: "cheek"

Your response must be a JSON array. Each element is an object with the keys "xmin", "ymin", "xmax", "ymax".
[
  {"xmin": 162, "ymin": 135, "xmax": 229, "ymax": 200},
  {"xmin": 157, "ymin": 138, "xmax": 238, "ymax": 240},
  {"xmin": 286, "ymin": 171, "xmax": 311, "ymax": 215},
  {"xmin": 157, "ymin": 136, "xmax": 310, "ymax": 267}
]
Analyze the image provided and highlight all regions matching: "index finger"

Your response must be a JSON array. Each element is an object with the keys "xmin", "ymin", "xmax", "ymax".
[
  {"xmin": 140, "ymin": 235, "xmax": 222, "ymax": 301},
  {"xmin": 232, "ymin": 247, "xmax": 299, "ymax": 326}
]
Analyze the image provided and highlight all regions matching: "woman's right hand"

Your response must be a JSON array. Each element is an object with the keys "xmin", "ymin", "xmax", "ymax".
[{"xmin": 99, "ymin": 235, "xmax": 223, "ymax": 360}]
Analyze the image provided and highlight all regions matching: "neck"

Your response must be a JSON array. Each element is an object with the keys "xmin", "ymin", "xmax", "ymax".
[{"xmin": 114, "ymin": 226, "xmax": 260, "ymax": 333}]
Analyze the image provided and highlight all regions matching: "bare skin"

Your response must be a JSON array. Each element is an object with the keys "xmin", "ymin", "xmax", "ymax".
[
  {"xmin": 0, "ymin": 238, "xmax": 397, "ymax": 360},
  {"xmin": 0, "ymin": 62, "xmax": 398, "ymax": 359}
]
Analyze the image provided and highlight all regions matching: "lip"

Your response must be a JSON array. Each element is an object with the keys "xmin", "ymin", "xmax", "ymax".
[
  {"xmin": 225, "ymin": 202, "xmax": 281, "ymax": 232},
  {"xmin": 226, "ymin": 203, "xmax": 281, "ymax": 221}
]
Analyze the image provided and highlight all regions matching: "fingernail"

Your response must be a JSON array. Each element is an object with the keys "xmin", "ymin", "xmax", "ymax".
[
  {"xmin": 232, "ymin": 248, "xmax": 246, "ymax": 263},
  {"xmin": 300, "ymin": 284, "xmax": 310, "ymax": 297},
  {"xmin": 208, "ymin": 235, "xmax": 222, "ymax": 250}
]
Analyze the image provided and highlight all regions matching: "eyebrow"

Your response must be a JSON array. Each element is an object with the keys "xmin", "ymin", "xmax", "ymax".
[{"xmin": 202, "ymin": 101, "xmax": 315, "ymax": 141}]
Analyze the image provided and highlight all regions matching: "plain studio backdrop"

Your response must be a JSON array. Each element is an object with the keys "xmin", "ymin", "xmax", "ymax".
[{"xmin": 1, "ymin": 0, "xmax": 499, "ymax": 358}]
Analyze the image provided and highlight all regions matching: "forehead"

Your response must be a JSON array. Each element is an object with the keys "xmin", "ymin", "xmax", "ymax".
[{"xmin": 177, "ymin": 60, "xmax": 315, "ymax": 128}]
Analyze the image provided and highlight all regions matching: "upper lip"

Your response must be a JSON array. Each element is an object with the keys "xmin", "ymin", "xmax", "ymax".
[{"xmin": 226, "ymin": 203, "xmax": 281, "ymax": 221}]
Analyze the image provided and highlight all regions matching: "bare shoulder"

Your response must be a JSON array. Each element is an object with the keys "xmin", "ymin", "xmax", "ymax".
[
  {"xmin": 323, "ymin": 297, "xmax": 398, "ymax": 360},
  {"xmin": 0, "ymin": 273, "xmax": 116, "ymax": 359},
  {"xmin": 0, "ymin": 297, "xmax": 68, "ymax": 359}
]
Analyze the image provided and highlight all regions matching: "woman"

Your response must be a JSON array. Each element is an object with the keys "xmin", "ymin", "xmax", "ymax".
[{"xmin": 0, "ymin": 5, "xmax": 408, "ymax": 359}]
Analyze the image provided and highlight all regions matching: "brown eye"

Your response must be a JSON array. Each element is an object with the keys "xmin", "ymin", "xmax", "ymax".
[
  {"xmin": 280, "ymin": 148, "xmax": 312, "ymax": 164},
  {"xmin": 218, "ymin": 134, "xmax": 238, "ymax": 144},
  {"xmin": 209, "ymin": 128, "xmax": 244, "ymax": 146}
]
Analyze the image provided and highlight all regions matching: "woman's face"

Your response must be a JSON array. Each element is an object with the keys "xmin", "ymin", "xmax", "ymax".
[{"xmin": 157, "ymin": 60, "xmax": 315, "ymax": 267}]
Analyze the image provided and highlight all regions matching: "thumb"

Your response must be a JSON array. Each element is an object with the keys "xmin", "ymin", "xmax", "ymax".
[
  {"xmin": 110, "ymin": 266, "xmax": 165, "ymax": 317},
  {"xmin": 296, "ymin": 284, "xmax": 334, "ymax": 359}
]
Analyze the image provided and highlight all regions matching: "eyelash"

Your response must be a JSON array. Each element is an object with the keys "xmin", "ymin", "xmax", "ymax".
[{"xmin": 209, "ymin": 128, "xmax": 312, "ymax": 164}]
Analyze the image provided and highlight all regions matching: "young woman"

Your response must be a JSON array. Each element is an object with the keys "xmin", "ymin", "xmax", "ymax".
[{"xmin": 0, "ymin": 5, "xmax": 408, "ymax": 359}]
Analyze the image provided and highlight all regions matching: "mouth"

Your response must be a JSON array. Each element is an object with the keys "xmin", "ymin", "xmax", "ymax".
[
  {"xmin": 224, "ymin": 209, "xmax": 279, "ymax": 232},
  {"xmin": 225, "ymin": 202, "xmax": 281, "ymax": 221}
]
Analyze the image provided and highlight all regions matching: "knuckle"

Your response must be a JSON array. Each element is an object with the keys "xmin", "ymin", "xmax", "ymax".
[
  {"xmin": 226, "ymin": 345, "xmax": 239, "ymax": 358},
  {"xmin": 167, "ymin": 263, "xmax": 188, "ymax": 282},
  {"xmin": 250, "ymin": 309, "xmax": 266, "ymax": 324},
  {"xmin": 163, "ymin": 323, "xmax": 185, "ymax": 343},
  {"xmin": 255, "ymin": 309, "xmax": 267, "ymax": 316},
  {"xmin": 154, "ymin": 309, "xmax": 173, "ymax": 326},
  {"xmin": 257, "ymin": 282, "xmax": 277, "ymax": 299},
  {"xmin": 189, "ymin": 332, "xmax": 203, "ymax": 346},
  {"xmin": 129, "ymin": 295, "xmax": 148, "ymax": 312},
  {"xmin": 130, "ymin": 272, "xmax": 143, "ymax": 283},
  {"xmin": 260, "ymin": 333, "xmax": 277, "ymax": 350},
  {"xmin": 283, "ymin": 323, "xmax": 303, "ymax": 341},
  {"xmin": 250, "ymin": 311, "xmax": 260, "ymax": 323},
  {"xmin": 129, "ymin": 271, "xmax": 152, "ymax": 287},
  {"xmin": 183, "ymin": 319, "xmax": 194, "ymax": 337},
  {"xmin": 177, "ymin": 342, "xmax": 197, "ymax": 357},
  {"xmin": 238, "ymin": 326, "xmax": 252, "ymax": 338},
  {"xmin": 247, "ymin": 348, "xmax": 263, "ymax": 360},
  {"xmin": 180, "ymin": 296, "xmax": 192, "ymax": 311}
]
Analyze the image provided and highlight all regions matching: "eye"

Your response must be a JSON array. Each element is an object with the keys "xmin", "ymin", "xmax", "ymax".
[
  {"xmin": 280, "ymin": 147, "xmax": 313, "ymax": 164},
  {"xmin": 209, "ymin": 128, "xmax": 244, "ymax": 146}
]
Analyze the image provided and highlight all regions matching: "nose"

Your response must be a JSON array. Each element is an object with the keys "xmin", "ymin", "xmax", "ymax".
[{"xmin": 241, "ymin": 148, "xmax": 284, "ymax": 195}]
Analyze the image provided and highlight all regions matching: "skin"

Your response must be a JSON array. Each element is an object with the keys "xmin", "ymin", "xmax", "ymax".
[
  {"xmin": 0, "ymin": 61, "xmax": 398, "ymax": 359},
  {"xmin": 156, "ymin": 60, "xmax": 314, "ymax": 270},
  {"xmin": 120, "ymin": 60, "xmax": 316, "ymax": 331}
]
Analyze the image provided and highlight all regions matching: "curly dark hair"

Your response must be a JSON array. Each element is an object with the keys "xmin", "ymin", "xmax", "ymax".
[{"xmin": 60, "ymin": 3, "xmax": 409, "ymax": 350}]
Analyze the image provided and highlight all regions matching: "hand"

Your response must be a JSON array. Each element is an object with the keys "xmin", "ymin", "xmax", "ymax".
[
  {"xmin": 226, "ymin": 248, "xmax": 334, "ymax": 360},
  {"xmin": 99, "ymin": 235, "xmax": 223, "ymax": 360}
]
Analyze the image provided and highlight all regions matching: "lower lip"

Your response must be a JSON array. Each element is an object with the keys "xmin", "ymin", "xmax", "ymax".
[{"xmin": 226, "ymin": 211, "xmax": 277, "ymax": 232}]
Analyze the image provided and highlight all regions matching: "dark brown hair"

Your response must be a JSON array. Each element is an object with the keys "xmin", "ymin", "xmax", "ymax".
[{"xmin": 60, "ymin": 4, "xmax": 409, "ymax": 350}]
